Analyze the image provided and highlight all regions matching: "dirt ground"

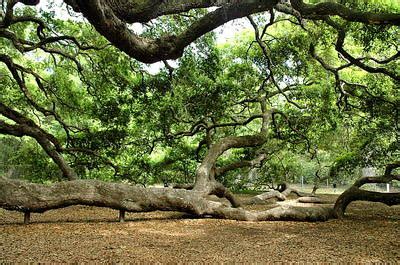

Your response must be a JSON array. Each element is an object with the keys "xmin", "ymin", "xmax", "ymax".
[{"xmin": 1, "ymin": 194, "xmax": 399, "ymax": 263}]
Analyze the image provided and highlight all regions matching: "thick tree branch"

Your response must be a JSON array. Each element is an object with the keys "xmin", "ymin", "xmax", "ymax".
[
  {"xmin": 215, "ymin": 153, "xmax": 267, "ymax": 177},
  {"xmin": 0, "ymin": 177, "xmax": 334, "ymax": 222},
  {"xmin": 291, "ymin": 0, "xmax": 400, "ymax": 26},
  {"xmin": 194, "ymin": 109, "xmax": 274, "ymax": 191},
  {"xmin": 63, "ymin": 0, "xmax": 278, "ymax": 63},
  {"xmin": 334, "ymin": 161, "xmax": 400, "ymax": 218},
  {"xmin": 0, "ymin": 103, "xmax": 78, "ymax": 180}
]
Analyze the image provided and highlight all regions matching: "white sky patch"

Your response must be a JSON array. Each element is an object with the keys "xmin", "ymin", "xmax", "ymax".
[
  {"xmin": 128, "ymin": 23, "xmax": 145, "ymax": 34},
  {"xmin": 215, "ymin": 18, "xmax": 251, "ymax": 44},
  {"xmin": 145, "ymin": 62, "xmax": 163, "ymax": 75},
  {"xmin": 34, "ymin": 0, "xmax": 82, "ymax": 21}
]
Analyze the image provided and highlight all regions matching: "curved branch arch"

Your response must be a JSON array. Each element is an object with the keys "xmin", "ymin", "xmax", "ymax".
[{"xmin": 57, "ymin": 0, "xmax": 400, "ymax": 63}]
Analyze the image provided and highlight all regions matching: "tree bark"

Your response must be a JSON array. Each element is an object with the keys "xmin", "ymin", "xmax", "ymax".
[
  {"xmin": 334, "ymin": 187, "xmax": 400, "ymax": 218},
  {"xmin": 194, "ymin": 134, "xmax": 266, "ymax": 192},
  {"xmin": 247, "ymin": 184, "xmax": 308, "ymax": 205},
  {"xmin": 57, "ymin": 0, "xmax": 400, "ymax": 63},
  {"xmin": 297, "ymin": 197, "xmax": 325, "ymax": 204},
  {"xmin": 0, "ymin": 177, "xmax": 334, "ymax": 222},
  {"xmin": 333, "ymin": 161, "xmax": 400, "ymax": 218},
  {"xmin": 63, "ymin": 0, "xmax": 278, "ymax": 63},
  {"xmin": 248, "ymin": 190, "xmax": 286, "ymax": 204}
]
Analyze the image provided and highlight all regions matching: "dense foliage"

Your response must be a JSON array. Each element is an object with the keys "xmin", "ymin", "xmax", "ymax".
[{"xmin": 0, "ymin": 1, "xmax": 398, "ymax": 190}]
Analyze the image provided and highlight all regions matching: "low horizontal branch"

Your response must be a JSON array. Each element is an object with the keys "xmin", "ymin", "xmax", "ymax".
[
  {"xmin": 334, "ymin": 186, "xmax": 400, "ymax": 218},
  {"xmin": 0, "ymin": 177, "xmax": 334, "ymax": 222}
]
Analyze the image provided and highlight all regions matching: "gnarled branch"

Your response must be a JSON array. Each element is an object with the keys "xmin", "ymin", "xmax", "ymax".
[{"xmin": 334, "ymin": 161, "xmax": 400, "ymax": 218}]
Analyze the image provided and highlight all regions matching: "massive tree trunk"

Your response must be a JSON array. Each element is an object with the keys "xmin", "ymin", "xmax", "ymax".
[{"xmin": 333, "ymin": 161, "xmax": 400, "ymax": 218}]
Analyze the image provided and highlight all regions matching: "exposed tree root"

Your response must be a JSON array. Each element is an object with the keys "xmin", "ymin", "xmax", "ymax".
[{"xmin": 0, "ymin": 177, "xmax": 334, "ymax": 223}]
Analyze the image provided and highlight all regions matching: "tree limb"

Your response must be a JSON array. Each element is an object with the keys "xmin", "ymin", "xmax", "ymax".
[
  {"xmin": 0, "ymin": 177, "xmax": 334, "ymax": 222},
  {"xmin": 334, "ymin": 161, "xmax": 400, "ymax": 218},
  {"xmin": 291, "ymin": 0, "xmax": 400, "ymax": 26}
]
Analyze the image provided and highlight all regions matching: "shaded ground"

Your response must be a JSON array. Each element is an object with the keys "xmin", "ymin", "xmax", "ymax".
[{"xmin": 1, "ymin": 194, "xmax": 399, "ymax": 263}]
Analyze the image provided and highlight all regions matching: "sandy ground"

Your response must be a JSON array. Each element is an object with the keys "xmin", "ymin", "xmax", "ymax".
[{"xmin": 1, "ymin": 194, "xmax": 399, "ymax": 263}]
